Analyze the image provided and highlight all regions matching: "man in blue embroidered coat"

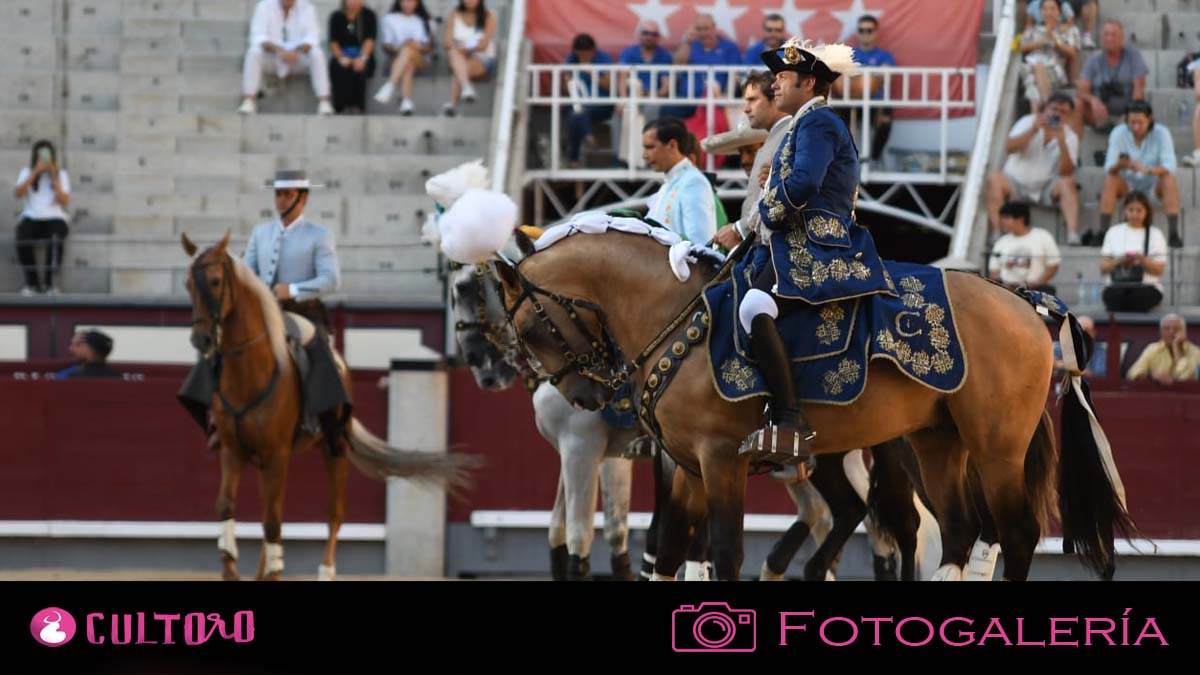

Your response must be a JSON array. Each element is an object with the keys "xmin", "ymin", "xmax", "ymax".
[{"xmin": 738, "ymin": 39, "xmax": 895, "ymax": 464}]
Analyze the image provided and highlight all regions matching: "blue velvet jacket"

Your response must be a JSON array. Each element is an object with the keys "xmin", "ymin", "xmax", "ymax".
[{"xmin": 758, "ymin": 98, "xmax": 896, "ymax": 304}]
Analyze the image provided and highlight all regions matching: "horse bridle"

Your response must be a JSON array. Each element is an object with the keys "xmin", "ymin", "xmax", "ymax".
[
  {"xmin": 189, "ymin": 253, "xmax": 280, "ymax": 436},
  {"xmin": 451, "ymin": 262, "xmax": 517, "ymax": 360}
]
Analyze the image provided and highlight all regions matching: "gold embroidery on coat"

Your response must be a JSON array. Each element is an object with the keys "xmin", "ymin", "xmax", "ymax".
[
  {"xmin": 721, "ymin": 358, "xmax": 757, "ymax": 392},
  {"xmin": 816, "ymin": 304, "xmax": 846, "ymax": 346},
  {"xmin": 875, "ymin": 275, "xmax": 955, "ymax": 377},
  {"xmin": 822, "ymin": 358, "xmax": 861, "ymax": 395}
]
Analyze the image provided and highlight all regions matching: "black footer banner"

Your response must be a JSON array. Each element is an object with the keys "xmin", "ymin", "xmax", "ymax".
[{"xmin": 3, "ymin": 581, "xmax": 1196, "ymax": 673}]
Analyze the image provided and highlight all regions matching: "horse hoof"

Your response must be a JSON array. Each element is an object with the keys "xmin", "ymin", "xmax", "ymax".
[
  {"xmin": 220, "ymin": 553, "xmax": 239, "ymax": 581},
  {"xmin": 318, "ymin": 564, "xmax": 336, "ymax": 581},
  {"xmin": 931, "ymin": 564, "xmax": 963, "ymax": 581},
  {"xmin": 873, "ymin": 554, "xmax": 898, "ymax": 581},
  {"xmin": 610, "ymin": 551, "xmax": 635, "ymax": 581},
  {"xmin": 759, "ymin": 560, "xmax": 787, "ymax": 581},
  {"xmin": 550, "ymin": 544, "xmax": 569, "ymax": 581},
  {"xmin": 566, "ymin": 554, "xmax": 592, "ymax": 581},
  {"xmin": 262, "ymin": 572, "xmax": 283, "ymax": 582}
]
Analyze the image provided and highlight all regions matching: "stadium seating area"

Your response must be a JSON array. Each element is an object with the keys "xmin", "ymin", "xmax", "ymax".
[
  {"xmin": 1018, "ymin": 0, "xmax": 1200, "ymax": 308},
  {"xmin": 0, "ymin": 0, "xmax": 512, "ymax": 302}
]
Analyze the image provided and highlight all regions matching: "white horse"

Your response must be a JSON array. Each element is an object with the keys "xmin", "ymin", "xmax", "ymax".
[{"xmin": 450, "ymin": 261, "xmax": 638, "ymax": 580}]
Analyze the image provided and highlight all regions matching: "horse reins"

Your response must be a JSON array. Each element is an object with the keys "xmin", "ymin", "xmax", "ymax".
[{"xmin": 190, "ymin": 254, "xmax": 280, "ymax": 452}]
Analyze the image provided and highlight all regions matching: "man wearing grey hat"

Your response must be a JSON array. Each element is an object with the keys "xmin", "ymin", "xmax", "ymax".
[{"xmin": 180, "ymin": 170, "xmax": 347, "ymax": 451}]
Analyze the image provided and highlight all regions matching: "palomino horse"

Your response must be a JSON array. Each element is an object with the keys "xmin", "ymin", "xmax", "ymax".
[
  {"xmin": 496, "ymin": 226, "xmax": 1131, "ymax": 581},
  {"xmin": 183, "ymin": 233, "xmax": 475, "ymax": 580},
  {"xmin": 450, "ymin": 261, "xmax": 637, "ymax": 580},
  {"xmin": 459, "ymin": 255, "xmax": 933, "ymax": 581}
]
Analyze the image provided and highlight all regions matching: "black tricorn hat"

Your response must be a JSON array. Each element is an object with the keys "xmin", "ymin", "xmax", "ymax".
[{"xmin": 761, "ymin": 40, "xmax": 859, "ymax": 83}]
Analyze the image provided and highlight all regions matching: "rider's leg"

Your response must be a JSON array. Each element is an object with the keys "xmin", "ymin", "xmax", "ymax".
[{"xmin": 739, "ymin": 265, "xmax": 815, "ymax": 454}]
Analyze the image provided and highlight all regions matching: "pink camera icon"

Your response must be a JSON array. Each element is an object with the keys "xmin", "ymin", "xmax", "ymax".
[{"xmin": 671, "ymin": 602, "xmax": 756, "ymax": 652}]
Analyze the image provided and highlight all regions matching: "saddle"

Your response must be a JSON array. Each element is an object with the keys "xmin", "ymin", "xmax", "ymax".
[{"xmin": 282, "ymin": 311, "xmax": 350, "ymax": 442}]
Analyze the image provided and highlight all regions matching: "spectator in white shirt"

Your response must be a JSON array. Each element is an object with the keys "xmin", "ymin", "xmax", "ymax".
[
  {"xmin": 1100, "ymin": 191, "xmax": 1168, "ymax": 313},
  {"xmin": 985, "ymin": 92, "xmax": 1081, "ymax": 244},
  {"xmin": 373, "ymin": 0, "xmax": 435, "ymax": 116},
  {"xmin": 988, "ymin": 202, "xmax": 1061, "ymax": 294},
  {"xmin": 239, "ymin": 0, "xmax": 333, "ymax": 115},
  {"xmin": 12, "ymin": 140, "xmax": 70, "ymax": 296}
]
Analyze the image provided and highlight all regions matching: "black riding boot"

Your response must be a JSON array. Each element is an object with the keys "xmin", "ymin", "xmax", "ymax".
[{"xmin": 740, "ymin": 314, "xmax": 816, "ymax": 467}]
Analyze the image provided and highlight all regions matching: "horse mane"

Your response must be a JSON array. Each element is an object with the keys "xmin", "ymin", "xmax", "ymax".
[
  {"xmin": 226, "ymin": 251, "xmax": 290, "ymax": 367},
  {"xmin": 529, "ymin": 217, "xmax": 727, "ymax": 274}
]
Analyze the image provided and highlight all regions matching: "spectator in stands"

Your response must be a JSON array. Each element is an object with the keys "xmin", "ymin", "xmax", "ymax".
[
  {"xmin": 1126, "ymin": 314, "xmax": 1200, "ymax": 384},
  {"xmin": 988, "ymin": 201, "xmax": 1061, "ymax": 294},
  {"xmin": 1094, "ymin": 101, "xmax": 1182, "ymax": 248},
  {"xmin": 564, "ymin": 34, "xmax": 614, "ymax": 167},
  {"xmin": 1019, "ymin": 0, "xmax": 1079, "ymax": 111},
  {"xmin": 616, "ymin": 20, "xmax": 673, "ymax": 118},
  {"xmin": 1053, "ymin": 315, "xmax": 1107, "ymax": 378},
  {"xmin": 1181, "ymin": 56, "xmax": 1200, "ymax": 169},
  {"xmin": 55, "ymin": 330, "xmax": 120, "ymax": 380},
  {"xmin": 1100, "ymin": 191, "xmax": 1168, "ymax": 313},
  {"xmin": 985, "ymin": 92, "xmax": 1081, "ymax": 244},
  {"xmin": 373, "ymin": 0, "xmax": 435, "ymax": 116},
  {"xmin": 1026, "ymin": 0, "xmax": 1098, "ymax": 49},
  {"xmin": 642, "ymin": 118, "xmax": 716, "ymax": 244},
  {"xmin": 833, "ymin": 14, "xmax": 897, "ymax": 162},
  {"xmin": 743, "ymin": 13, "xmax": 787, "ymax": 66},
  {"xmin": 443, "ymin": 0, "xmax": 497, "ymax": 117},
  {"xmin": 327, "ymin": 0, "xmax": 377, "ymax": 114},
  {"xmin": 667, "ymin": 13, "xmax": 741, "ymax": 120},
  {"xmin": 239, "ymin": 0, "xmax": 334, "ymax": 115},
  {"xmin": 1075, "ymin": 20, "xmax": 1146, "ymax": 134},
  {"xmin": 13, "ymin": 140, "xmax": 70, "ymax": 296},
  {"xmin": 712, "ymin": 71, "xmax": 790, "ymax": 250}
]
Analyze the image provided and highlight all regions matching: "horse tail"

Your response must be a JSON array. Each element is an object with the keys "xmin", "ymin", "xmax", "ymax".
[
  {"xmin": 1054, "ymin": 313, "xmax": 1138, "ymax": 579},
  {"xmin": 345, "ymin": 418, "xmax": 481, "ymax": 498},
  {"xmin": 1023, "ymin": 409, "xmax": 1059, "ymax": 535},
  {"xmin": 866, "ymin": 438, "xmax": 922, "ymax": 556}
]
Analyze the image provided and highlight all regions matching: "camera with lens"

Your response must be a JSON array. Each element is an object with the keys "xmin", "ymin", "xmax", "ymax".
[
  {"xmin": 1098, "ymin": 80, "xmax": 1124, "ymax": 105},
  {"xmin": 671, "ymin": 602, "xmax": 756, "ymax": 652}
]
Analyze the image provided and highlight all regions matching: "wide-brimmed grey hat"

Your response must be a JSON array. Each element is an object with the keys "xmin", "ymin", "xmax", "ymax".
[{"xmin": 262, "ymin": 169, "xmax": 323, "ymax": 190}]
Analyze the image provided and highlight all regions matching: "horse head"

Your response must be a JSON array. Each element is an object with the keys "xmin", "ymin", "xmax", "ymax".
[
  {"xmin": 449, "ymin": 261, "xmax": 521, "ymax": 391},
  {"xmin": 182, "ymin": 231, "xmax": 236, "ymax": 359},
  {"xmin": 495, "ymin": 229, "xmax": 624, "ymax": 411}
]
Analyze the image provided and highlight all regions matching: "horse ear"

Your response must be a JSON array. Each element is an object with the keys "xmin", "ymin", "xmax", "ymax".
[
  {"xmin": 494, "ymin": 256, "xmax": 520, "ymax": 292},
  {"xmin": 513, "ymin": 228, "xmax": 537, "ymax": 258},
  {"xmin": 215, "ymin": 229, "xmax": 232, "ymax": 255},
  {"xmin": 181, "ymin": 232, "xmax": 197, "ymax": 257}
]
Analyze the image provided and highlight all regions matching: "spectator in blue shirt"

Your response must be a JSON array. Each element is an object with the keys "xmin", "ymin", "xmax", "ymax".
[
  {"xmin": 666, "ymin": 13, "xmax": 741, "ymax": 120},
  {"xmin": 54, "ymin": 329, "xmax": 121, "ymax": 380},
  {"xmin": 565, "ymin": 34, "xmax": 615, "ymax": 166},
  {"xmin": 1094, "ymin": 101, "xmax": 1183, "ymax": 248},
  {"xmin": 616, "ymin": 21, "xmax": 673, "ymax": 121},
  {"xmin": 742, "ymin": 13, "xmax": 787, "ymax": 66},
  {"xmin": 833, "ymin": 14, "xmax": 897, "ymax": 161}
]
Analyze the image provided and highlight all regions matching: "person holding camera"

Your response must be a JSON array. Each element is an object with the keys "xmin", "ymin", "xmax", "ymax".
[
  {"xmin": 985, "ymin": 92, "xmax": 1080, "ymax": 244},
  {"xmin": 1075, "ymin": 21, "xmax": 1147, "ymax": 134},
  {"xmin": 1100, "ymin": 191, "xmax": 1168, "ymax": 313},
  {"xmin": 12, "ymin": 140, "xmax": 70, "ymax": 296},
  {"xmin": 1092, "ymin": 101, "xmax": 1182, "ymax": 248}
]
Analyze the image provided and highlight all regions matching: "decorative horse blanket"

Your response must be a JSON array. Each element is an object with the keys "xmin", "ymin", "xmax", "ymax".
[{"xmin": 702, "ymin": 246, "xmax": 969, "ymax": 405}]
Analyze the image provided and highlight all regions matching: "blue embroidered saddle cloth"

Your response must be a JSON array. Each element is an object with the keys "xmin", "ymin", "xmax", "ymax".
[{"xmin": 702, "ymin": 246, "xmax": 968, "ymax": 404}]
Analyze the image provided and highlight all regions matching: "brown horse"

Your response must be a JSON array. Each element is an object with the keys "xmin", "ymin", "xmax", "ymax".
[
  {"xmin": 182, "ymin": 232, "xmax": 475, "ymax": 581},
  {"xmin": 496, "ymin": 228, "xmax": 1131, "ymax": 581}
]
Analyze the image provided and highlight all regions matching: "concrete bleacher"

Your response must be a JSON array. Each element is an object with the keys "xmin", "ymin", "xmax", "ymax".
[
  {"xmin": 0, "ymin": 0, "xmax": 513, "ymax": 301},
  {"xmin": 1012, "ymin": 0, "xmax": 1200, "ymax": 311}
]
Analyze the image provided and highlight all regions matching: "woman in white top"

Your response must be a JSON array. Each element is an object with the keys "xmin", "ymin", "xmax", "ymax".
[
  {"xmin": 443, "ymin": 0, "xmax": 497, "ymax": 116},
  {"xmin": 372, "ymin": 0, "xmax": 434, "ymax": 116},
  {"xmin": 1100, "ymin": 191, "xmax": 1169, "ymax": 313},
  {"xmin": 1019, "ymin": 0, "xmax": 1079, "ymax": 109},
  {"xmin": 13, "ymin": 140, "xmax": 70, "ymax": 296}
]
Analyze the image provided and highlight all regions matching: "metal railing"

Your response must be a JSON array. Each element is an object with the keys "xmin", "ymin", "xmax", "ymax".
[{"xmin": 525, "ymin": 62, "xmax": 976, "ymax": 184}]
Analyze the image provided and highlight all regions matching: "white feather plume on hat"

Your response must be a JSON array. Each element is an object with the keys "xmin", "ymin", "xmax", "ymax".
[
  {"xmin": 784, "ymin": 37, "xmax": 861, "ymax": 77},
  {"xmin": 425, "ymin": 159, "xmax": 490, "ymax": 208}
]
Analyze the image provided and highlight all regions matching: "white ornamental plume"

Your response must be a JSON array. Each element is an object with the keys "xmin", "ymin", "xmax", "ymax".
[
  {"xmin": 436, "ymin": 188, "xmax": 518, "ymax": 264},
  {"xmin": 425, "ymin": 159, "xmax": 490, "ymax": 209},
  {"xmin": 785, "ymin": 37, "xmax": 861, "ymax": 77}
]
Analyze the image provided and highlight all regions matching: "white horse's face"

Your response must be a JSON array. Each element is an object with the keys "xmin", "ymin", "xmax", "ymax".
[{"xmin": 450, "ymin": 264, "xmax": 520, "ymax": 391}]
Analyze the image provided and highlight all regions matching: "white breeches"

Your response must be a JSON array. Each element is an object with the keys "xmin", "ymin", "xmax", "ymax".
[{"xmin": 739, "ymin": 288, "xmax": 779, "ymax": 334}]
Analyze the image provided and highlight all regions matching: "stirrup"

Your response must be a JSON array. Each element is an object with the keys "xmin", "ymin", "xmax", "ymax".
[{"xmin": 738, "ymin": 423, "xmax": 816, "ymax": 466}]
